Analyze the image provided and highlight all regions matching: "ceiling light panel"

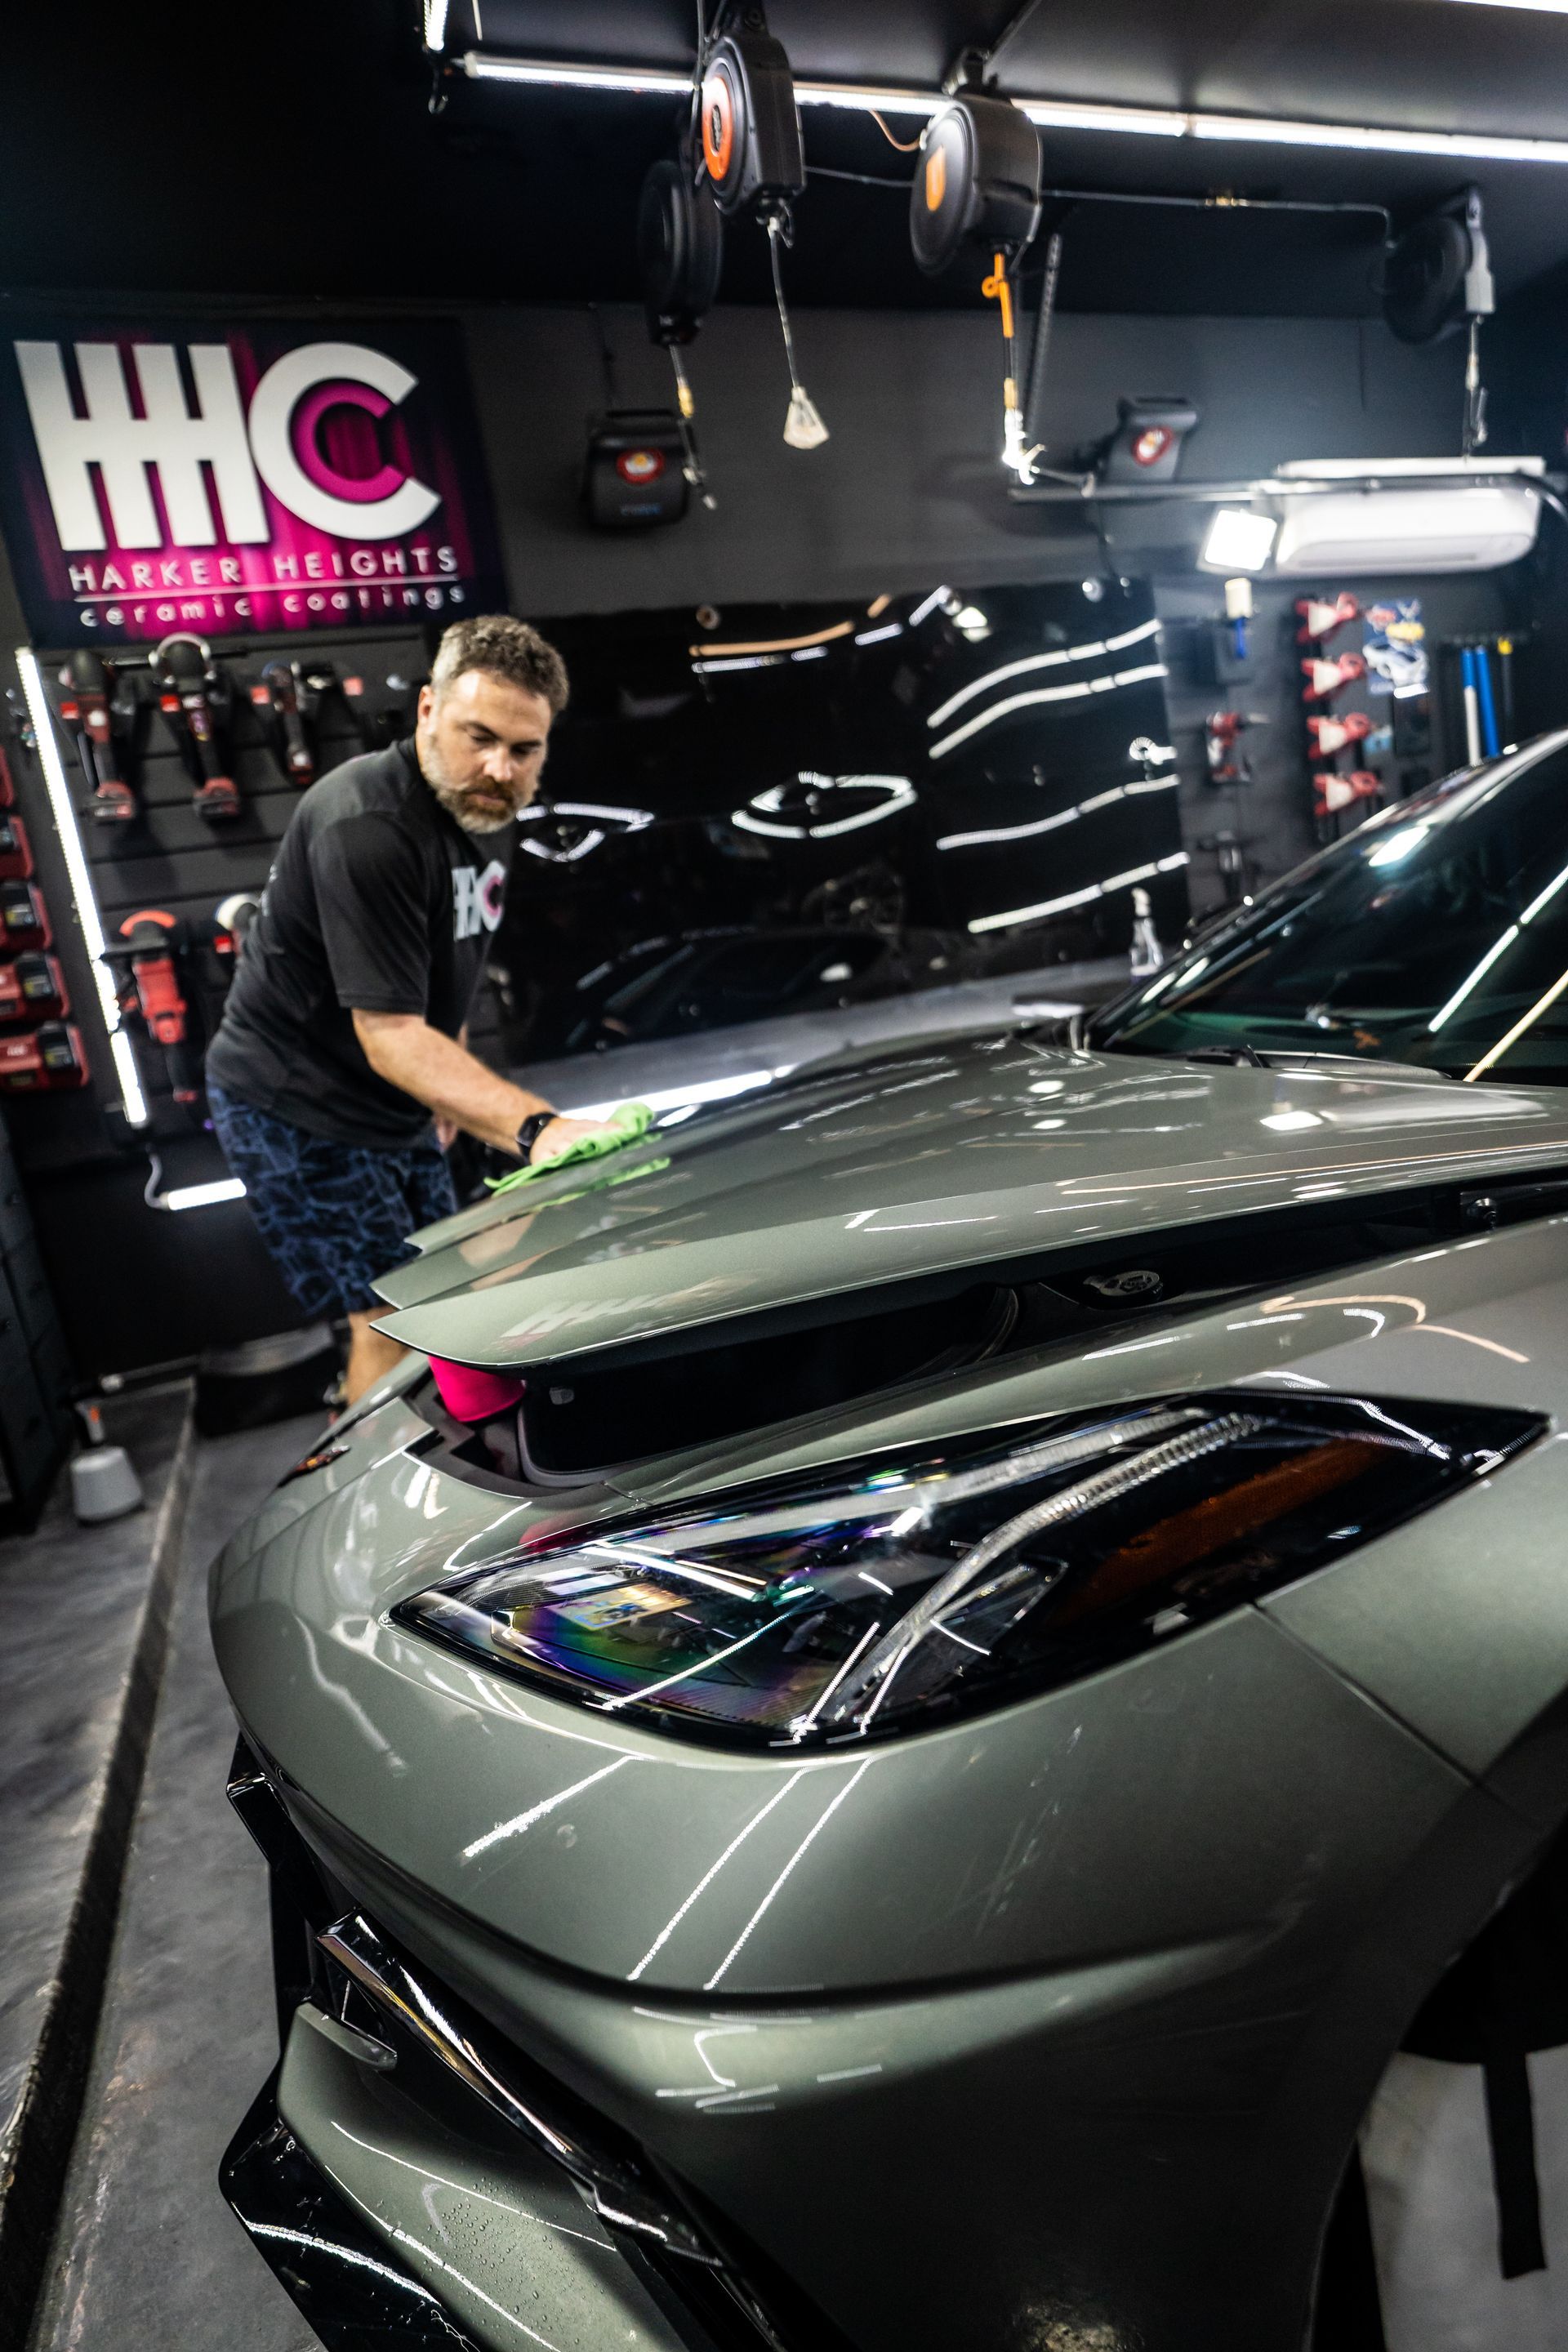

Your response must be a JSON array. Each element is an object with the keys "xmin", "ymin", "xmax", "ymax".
[{"xmin": 460, "ymin": 51, "xmax": 1568, "ymax": 167}]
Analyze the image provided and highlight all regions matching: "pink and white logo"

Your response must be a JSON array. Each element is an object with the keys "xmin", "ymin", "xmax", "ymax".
[
  {"xmin": 0, "ymin": 319, "xmax": 505, "ymax": 645},
  {"xmin": 16, "ymin": 340, "xmax": 441, "ymax": 550}
]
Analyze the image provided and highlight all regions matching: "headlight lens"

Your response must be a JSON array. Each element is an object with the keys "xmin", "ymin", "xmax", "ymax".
[{"xmin": 394, "ymin": 1391, "xmax": 1541, "ymax": 1748}]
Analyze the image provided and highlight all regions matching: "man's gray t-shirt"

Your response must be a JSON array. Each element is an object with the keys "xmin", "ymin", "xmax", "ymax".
[{"xmin": 206, "ymin": 740, "xmax": 512, "ymax": 1148}]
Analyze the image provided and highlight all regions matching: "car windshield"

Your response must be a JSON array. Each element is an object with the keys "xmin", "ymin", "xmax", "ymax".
[{"xmin": 1089, "ymin": 732, "xmax": 1568, "ymax": 1086}]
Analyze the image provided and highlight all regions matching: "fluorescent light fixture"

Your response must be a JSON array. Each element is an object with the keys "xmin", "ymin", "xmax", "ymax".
[
  {"xmin": 163, "ymin": 1178, "xmax": 247, "ymax": 1212},
  {"xmin": 853, "ymin": 623, "xmax": 905, "ymax": 645},
  {"xmin": 1189, "ymin": 109, "xmax": 1568, "ymax": 165},
  {"xmin": 15, "ymin": 647, "xmax": 148, "ymax": 1127},
  {"xmin": 1200, "ymin": 508, "xmax": 1278, "ymax": 572},
  {"xmin": 459, "ymin": 51, "xmax": 1568, "ymax": 168}
]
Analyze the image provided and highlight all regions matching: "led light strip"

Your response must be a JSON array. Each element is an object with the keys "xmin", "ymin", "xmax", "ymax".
[
  {"xmin": 969, "ymin": 849, "xmax": 1189, "ymax": 935},
  {"xmin": 458, "ymin": 51, "xmax": 1568, "ymax": 167},
  {"xmin": 14, "ymin": 647, "xmax": 148, "ymax": 1126}
]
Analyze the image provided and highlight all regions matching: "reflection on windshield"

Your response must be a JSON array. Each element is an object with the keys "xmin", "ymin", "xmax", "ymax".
[{"xmin": 1091, "ymin": 735, "xmax": 1568, "ymax": 1086}]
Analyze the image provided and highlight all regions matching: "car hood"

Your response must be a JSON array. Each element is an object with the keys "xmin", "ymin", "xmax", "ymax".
[{"xmin": 372, "ymin": 1035, "xmax": 1568, "ymax": 1373}]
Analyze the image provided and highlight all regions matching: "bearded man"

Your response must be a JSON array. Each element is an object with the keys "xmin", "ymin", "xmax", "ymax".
[{"xmin": 206, "ymin": 614, "xmax": 615, "ymax": 1401}]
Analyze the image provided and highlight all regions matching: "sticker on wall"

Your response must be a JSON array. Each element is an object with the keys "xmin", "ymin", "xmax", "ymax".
[
  {"xmin": 1363, "ymin": 599, "xmax": 1429, "ymax": 699},
  {"xmin": 0, "ymin": 318, "xmax": 506, "ymax": 646}
]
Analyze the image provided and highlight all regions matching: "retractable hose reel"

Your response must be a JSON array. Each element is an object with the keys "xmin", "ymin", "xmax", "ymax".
[
  {"xmin": 911, "ymin": 81, "xmax": 1042, "ymax": 479},
  {"xmin": 637, "ymin": 158, "xmax": 723, "ymax": 506},
  {"xmin": 1383, "ymin": 186, "xmax": 1495, "ymax": 455},
  {"xmin": 693, "ymin": 6, "xmax": 825, "ymax": 448}
]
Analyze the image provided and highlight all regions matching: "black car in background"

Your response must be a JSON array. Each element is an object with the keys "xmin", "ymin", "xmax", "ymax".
[{"xmin": 1090, "ymin": 728, "xmax": 1568, "ymax": 1088}]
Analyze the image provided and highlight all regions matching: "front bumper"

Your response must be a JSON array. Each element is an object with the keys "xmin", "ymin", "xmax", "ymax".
[{"xmin": 224, "ymin": 1741, "xmax": 832, "ymax": 2352}]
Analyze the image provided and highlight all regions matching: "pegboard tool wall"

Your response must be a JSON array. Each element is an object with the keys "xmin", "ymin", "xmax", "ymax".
[
  {"xmin": 1154, "ymin": 568, "xmax": 1526, "ymax": 918},
  {"xmin": 5, "ymin": 622, "xmax": 519, "ymax": 1379}
]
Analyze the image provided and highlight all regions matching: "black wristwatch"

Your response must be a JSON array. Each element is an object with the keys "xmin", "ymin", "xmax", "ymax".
[{"xmin": 514, "ymin": 1111, "xmax": 555, "ymax": 1165}]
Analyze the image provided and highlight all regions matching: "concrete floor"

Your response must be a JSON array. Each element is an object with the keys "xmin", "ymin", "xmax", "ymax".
[{"xmin": 25, "ymin": 1412, "xmax": 321, "ymax": 2352}]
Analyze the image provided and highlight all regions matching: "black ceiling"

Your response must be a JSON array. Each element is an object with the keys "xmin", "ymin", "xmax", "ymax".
[{"xmin": 7, "ymin": 2, "xmax": 1568, "ymax": 318}]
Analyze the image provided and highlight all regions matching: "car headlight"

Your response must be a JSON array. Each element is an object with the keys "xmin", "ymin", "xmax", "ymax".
[{"xmin": 394, "ymin": 1391, "xmax": 1541, "ymax": 1749}]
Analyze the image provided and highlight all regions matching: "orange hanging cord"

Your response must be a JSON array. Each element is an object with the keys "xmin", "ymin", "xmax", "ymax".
[
  {"xmin": 982, "ymin": 251, "xmax": 1022, "ymax": 459},
  {"xmin": 982, "ymin": 251, "xmax": 1015, "ymax": 342}
]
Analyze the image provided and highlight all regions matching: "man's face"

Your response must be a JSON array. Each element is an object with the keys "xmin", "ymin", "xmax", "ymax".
[{"xmin": 415, "ymin": 668, "xmax": 554, "ymax": 835}]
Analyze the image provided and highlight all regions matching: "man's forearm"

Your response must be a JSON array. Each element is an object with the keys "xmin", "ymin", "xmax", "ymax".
[{"xmin": 353, "ymin": 1011, "xmax": 549, "ymax": 1152}]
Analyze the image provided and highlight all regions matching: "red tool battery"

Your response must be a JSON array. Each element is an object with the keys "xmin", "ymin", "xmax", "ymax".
[
  {"xmin": 0, "ymin": 883, "xmax": 51, "ymax": 952},
  {"xmin": 0, "ymin": 1021, "xmax": 87, "ymax": 1090},
  {"xmin": 0, "ymin": 953, "xmax": 66, "ymax": 1026}
]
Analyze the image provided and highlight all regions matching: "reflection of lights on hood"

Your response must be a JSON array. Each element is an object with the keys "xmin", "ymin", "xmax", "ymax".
[
  {"xmin": 1365, "ymin": 825, "xmax": 1429, "ymax": 867},
  {"xmin": 853, "ymin": 621, "xmax": 905, "ymax": 645},
  {"xmin": 562, "ymin": 1067, "xmax": 796, "ymax": 1120},
  {"xmin": 515, "ymin": 802, "xmax": 653, "ymax": 864},
  {"xmin": 968, "ymin": 850, "xmax": 1188, "ymax": 934},
  {"xmin": 1261, "ymin": 1109, "xmax": 1324, "ymax": 1132},
  {"xmin": 937, "ymin": 772, "xmax": 1177, "ymax": 851},
  {"xmin": 929, "ymin": 662, "xmax": 1169, "ymax": 761},
  {"xmin": 732, "ymin": 773, "xmax": 917, "ymax": 840},
  {"xmin": 928, "ymin": 618, "xmax": 1163, "ymax": 733},
  {"xmin": 1129, "ymin": 736, "xmax": 1177, "ymax": 766}
]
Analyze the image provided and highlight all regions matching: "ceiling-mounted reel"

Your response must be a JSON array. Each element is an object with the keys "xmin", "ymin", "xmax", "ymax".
[
  {"xmin": 692, "ymin": 3, "xmax": 826, "ymax": 449},
  {"xmin": 639, "ymin": 158, "xmax": 724, "ymax": 346},
  {"xmin": 910, "ymin": 70, "xmax": 1043, "ymax": 479},
  {"xmin": 697, "ymin": 7, "xmax": 804, "ymax": 220},
  {"xmin": 1383, "ymin": 185, "xmax": 1495, "ymax": 452},
  {"xmin": 638, "ymin": 157, "xmax": 724, "ymax": 506},
  {"xmin": 910, "ymin": 87, "xmax": 1042, "ymax": 278}
]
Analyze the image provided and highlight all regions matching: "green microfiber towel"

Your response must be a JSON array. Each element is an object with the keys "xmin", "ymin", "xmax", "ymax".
[{"xmin": 486, "ymin": 1100, "xmax": 654, "ymax": 1194}]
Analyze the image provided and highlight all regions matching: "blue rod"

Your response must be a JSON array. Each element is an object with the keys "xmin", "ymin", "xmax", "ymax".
[{"xmin": 1474, "ymin": 644, "xmax": 1501, "ymax": 759}]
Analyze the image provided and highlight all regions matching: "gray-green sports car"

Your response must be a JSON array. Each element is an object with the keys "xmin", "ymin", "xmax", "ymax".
[{"xmin": 213, "ymin": 733, "xmax": 1568, "ymax": 2351}]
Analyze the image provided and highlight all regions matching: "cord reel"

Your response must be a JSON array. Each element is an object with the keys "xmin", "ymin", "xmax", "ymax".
[
  {"xmin": 692, "ymin": 3, "xmax": 826, "ymax": 450},
  {"xmin": 1382, "ymin": 185, "xmax": 1495, "ymax": 454},
  {"xmin": 637, "ymin": 158, "xmax": 724, "ymax": 507},
  {"xmin": 910, "ymin": 82, "xmax": 1043, "ymax": 480}
]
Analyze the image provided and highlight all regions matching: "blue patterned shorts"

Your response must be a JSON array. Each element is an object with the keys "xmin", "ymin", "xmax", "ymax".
[{"xmin": 207, "ymin": 1084, "xmax": 458, "ymax": 1319}]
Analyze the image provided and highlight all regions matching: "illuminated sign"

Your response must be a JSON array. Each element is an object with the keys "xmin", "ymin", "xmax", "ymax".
[{"xmin": 0, "ymin": 318, "xmax": 506, "ymax": 646}]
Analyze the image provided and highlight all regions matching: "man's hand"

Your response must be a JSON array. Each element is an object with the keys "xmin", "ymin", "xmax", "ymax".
[{"xmin": 528, "ymin": 1114, "xmax": 616, "ymax": 1165}]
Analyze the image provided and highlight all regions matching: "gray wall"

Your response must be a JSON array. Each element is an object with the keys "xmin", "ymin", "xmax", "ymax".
[{"xmin": 468, "ymin": 302, "xmax": 1482, "ymax": 613}]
